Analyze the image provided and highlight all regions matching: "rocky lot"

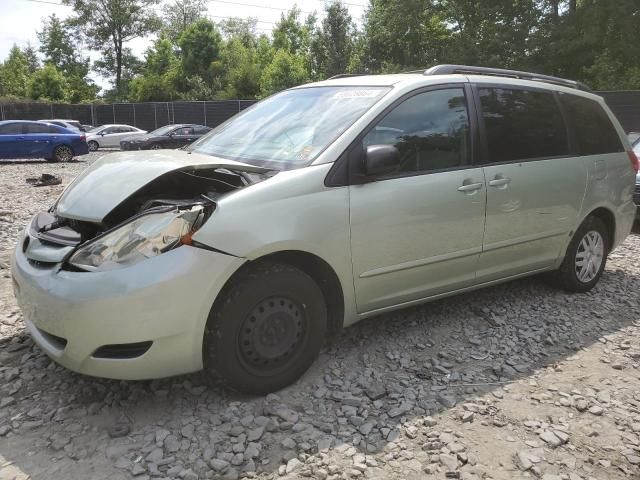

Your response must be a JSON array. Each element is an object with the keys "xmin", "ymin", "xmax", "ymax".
[{"xmin": 1, "ymin": 152, "xmax": 639, "ymax": 480}]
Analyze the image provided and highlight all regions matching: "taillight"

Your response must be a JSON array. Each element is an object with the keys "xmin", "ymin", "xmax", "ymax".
[
  {"xmin": 80, "ymin": 135, "xmax": 86, "ymax": 142},
  {"xmin": 628, "ymin": 150, "xmax": 639, "ymax": 173}
]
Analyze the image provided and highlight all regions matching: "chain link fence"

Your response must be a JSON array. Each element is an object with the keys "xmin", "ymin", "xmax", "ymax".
[
  {"xmin": 0, "ymin": 100, "xmax": 257, "ymax": 132},
  {"xmin": 0, "ymin": 93, "xmax": 638, "ymax": 133}
]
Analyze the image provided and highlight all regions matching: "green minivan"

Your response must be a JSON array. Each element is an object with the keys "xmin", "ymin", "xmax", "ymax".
[{"xmin": 12, "ymin": 65, "xmax": 638, "ymax": 393}]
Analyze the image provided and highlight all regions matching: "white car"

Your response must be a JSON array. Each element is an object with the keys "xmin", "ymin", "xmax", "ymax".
[{"xmin": 86, "ymin": 124, "xmax": 147, "ymax": 151}]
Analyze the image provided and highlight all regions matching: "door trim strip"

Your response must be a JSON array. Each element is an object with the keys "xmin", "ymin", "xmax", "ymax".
[
  {"xmin": 359, "ymin": 246, "xmax": 482, "ymax": 278},
  {"xmin": 482, "ymin": 228, "xmax": 568, "ymax": 253}
]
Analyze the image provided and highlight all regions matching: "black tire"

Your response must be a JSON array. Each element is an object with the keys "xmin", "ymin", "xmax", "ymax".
[
  {"xmin": 88, "ymin": 140, "xmax": 99, "ymax": 152},
  {"xmin": 548, "ymin": 216, "xmax": 610, "ymax": 293},
  {"xmin": 53, "ymin": 145, "xmax": 74, "ymax": 162},
  {"xmin": 149, "ymin": 143, "xmax": 161, "ymax": 150},
  {"xmin": 203, "ymin": 262, "xmax": 327, "ymax": 394}
]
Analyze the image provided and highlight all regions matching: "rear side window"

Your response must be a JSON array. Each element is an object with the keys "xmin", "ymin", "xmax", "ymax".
[
  {"xmin": 25, "ymin": 123, "xmax": 58, "ymax": 134},
  {"xmin": 362, "ymin": 88, "xmax": 471, "ymax": 174},
  {"xmin": 0, "ymin": 123, "xmax": 24, "ymax": 134},
  {"xmin": 558, "ymin": 94, "xmax": 624, "ymax": 156},
  {"xmin": 479, "ymin": 88, "xmax": 568, "ymax": 163}
]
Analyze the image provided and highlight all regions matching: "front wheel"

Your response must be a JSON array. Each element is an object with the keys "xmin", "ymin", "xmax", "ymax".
[
  {"xmin": 203, "ymin": 262, "xmax": 327, "ymax": 394},
  {"xmin": 87, "ymin": 140, "xmax": 99, "ymax": 152},
  {"xmin": 149, "ymin": 143, "xmax": 161, "ymax": 150},
  {"xmin": 548, "ymin": 216, "xmax": 609, "ymax": 293}
]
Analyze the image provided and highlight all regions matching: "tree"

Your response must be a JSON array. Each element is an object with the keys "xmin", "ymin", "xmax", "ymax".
[
  {"xmin": 178, "ymin": 18, "xmax": 222, "ymax": 79},
  {"xmin": 272, "ymin": 7, "xmax": 316, "ymax": 58},
  {"xmin": 62, "ymin": 0, "xmax": 161, "ymax": 96},
  {"xmin": 219, "ymin": 17, "xmax": 258, "ymax": 48},
  {"xmin": 22, "ymin": 44, "xmax": 40, "ymax": 74},
  {"xmin": 161, "ymin": 0, "xmax": 207, "ymax": 42},
  {"xmin": 129, "ymin": 34, "xmax": 180, "ymax": 101},
  {"xmin": 0, "ymin": 45, "xmax": 30, "ymax": 97},
  {"xmin": 38, "ymin": 14, "xmax": 98, "ymax": 102},
  {"xmin": 260, "ymin": 49, "xmax": 309, "ymax": 96},
  {"xmin": 28, "ymin": 64, "xmax": 67, "ymax": 101},
  {"xmin": 311, "ymin": 1, "xmax": 354, "ymax": 79},
  {"xmin": 362, "ymin": 0, "xmax": 449, "ymax": 72}
]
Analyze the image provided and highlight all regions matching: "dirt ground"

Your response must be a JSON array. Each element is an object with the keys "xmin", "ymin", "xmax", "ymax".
[{"xmin": 0, "ymin": 153, "xmax": 639, "ymax": 480}]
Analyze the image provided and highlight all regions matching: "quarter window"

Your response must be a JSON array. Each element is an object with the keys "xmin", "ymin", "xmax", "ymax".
[
  {"xmin": 479, "ymin": 88, "xmax": 568, "ymax": 163},
  {"xmin": 558, "ymin": 93, "xmax": 624, "ymax": 156},
  {"xmin": 363, "ymin": 88, "xmax": 471, "ymax": 174}
]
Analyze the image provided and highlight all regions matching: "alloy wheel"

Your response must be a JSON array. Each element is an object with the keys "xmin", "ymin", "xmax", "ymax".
[
  {"xmin": 55, "ymin": 145, "xmax": 73, "ymax": 162},
  {"xmin": 575, "ymin": 230, "xmax": 604, "ymax": 283}
]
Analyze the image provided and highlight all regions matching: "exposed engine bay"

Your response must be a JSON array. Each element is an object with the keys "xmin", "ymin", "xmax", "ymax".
[{"xmin": 29, "ymin": 166, "xmax": 268, "ymax": 249}]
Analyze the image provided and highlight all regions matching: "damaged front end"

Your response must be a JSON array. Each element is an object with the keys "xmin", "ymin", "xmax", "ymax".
[{"xmin": 25, "ymin": 153, "xmax": 272, "ymax": 271}]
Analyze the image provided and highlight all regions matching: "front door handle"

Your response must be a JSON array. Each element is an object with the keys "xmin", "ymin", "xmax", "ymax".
[
  {"xmin": 457, "ymin": 182, "xmax": 483, "ymax": 192},
  {"xmin": 488, "ymin": 176, "xmax": 511, "ymax": 187}
]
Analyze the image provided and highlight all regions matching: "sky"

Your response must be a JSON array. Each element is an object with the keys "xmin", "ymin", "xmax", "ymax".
[{"xmin": 0, "ymin": 0, "xmax": 368, "ymax": 90}]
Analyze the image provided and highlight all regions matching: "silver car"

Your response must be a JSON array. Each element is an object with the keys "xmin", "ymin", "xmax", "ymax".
[
  {"xmin": 12, "ymin": 65, "xmax": 638, "ymax": 394},
  {"xmin": 86, "ymin": 124, "xmax": 147, "ymax": 151}
]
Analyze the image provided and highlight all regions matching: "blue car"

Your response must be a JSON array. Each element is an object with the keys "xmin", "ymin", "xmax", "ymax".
[{"xmin": 0, "ymin": 120, "xmax": 89, "ymax": 162}]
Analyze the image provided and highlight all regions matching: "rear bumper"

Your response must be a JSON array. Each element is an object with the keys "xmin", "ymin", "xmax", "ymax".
[
  {"xmin": 72, "ymin": 142, "xmax": 89, "ymax": 156},
  {"xmin": 11, "ymin": 230, "xmax": 244, "ymax": 380}
]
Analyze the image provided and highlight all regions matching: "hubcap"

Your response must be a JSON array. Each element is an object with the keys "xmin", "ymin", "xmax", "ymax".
[
  {"xmin": 238, "ymin": 296, "xmax": 306, "ymax": 374},
  {"xmin": 88, "ymin": 142, "xmax": 98, "ymax": 151},
  {"xmin": 150, "ymin": 144, "xmax": 160, "ymax": 150},
  {"xmin": 575, "ymin": 230, "xmax": 604, "ymax": 283}
]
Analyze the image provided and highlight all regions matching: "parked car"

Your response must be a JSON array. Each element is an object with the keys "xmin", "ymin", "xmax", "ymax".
[
  {"xmin": 86, "ymin": 124, "xmax": 147, "ymax": 151},
  {"xmin": 11, "ymin": 65, "xmax": 638, "ymax": 394},
  {"xmin": 120, "ymin": 124, "xmax": 211, "ymax": 150},
  {"xmin": 0, "ymin": 120, "xmax": 88, "ymax": 161},
  {"xmin": 39, "ymin": 119, "xmax": 85, "ymax": 132}
]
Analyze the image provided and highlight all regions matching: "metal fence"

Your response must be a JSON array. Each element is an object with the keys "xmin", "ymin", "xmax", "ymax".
[
  {"xmin": 0, "ymin": 92, "xmax": 639, "ymax": 133},
  {"xmin": 600, "ymin": 91, "xmax": 640, "ymax": 134},
  {"xmin": 0, "ymin": 100, "xmax": 257, "ymax": 132}
]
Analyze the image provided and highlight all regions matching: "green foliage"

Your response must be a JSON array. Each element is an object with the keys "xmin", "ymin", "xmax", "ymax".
[
  {"xmin": 3, "ymin": 0, "xmax": 640, "ymax": 103},
  {"xmin": 310, "ymin": 1, "xmax": 354, "ymax": 79},
  {"xmin": 63, "ymin": 0, "xmax": 161, "ymax": 96},
  {"xmin": 161, "ymin": 0, "xmax": 207, "ymax": 43},
  {"xmin": 260, "ymin": 49, "xmax": 309, "ymax": 97},
  {"xmin": 28, "ymin": 64, "xmax": 67, "ymax": 101},
  {"xmin": 0, "ymin": 45, "xmax": 31, "ymax": 97},
  {"xmin": 38, "ymin": 14, "xmax": 99, "ymax": 102},
  {"xmin": 178, "ymin": 18, "xmax": 223, "ymax": 79}
]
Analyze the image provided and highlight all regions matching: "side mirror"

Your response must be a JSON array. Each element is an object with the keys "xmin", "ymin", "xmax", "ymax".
[{"xmin": 364, "ymin": 144, "xmax": 400, "ymax": 177}]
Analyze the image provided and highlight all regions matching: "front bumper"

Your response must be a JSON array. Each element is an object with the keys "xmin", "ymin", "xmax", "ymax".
[{"xmin": 11, "ymin": 231, "xmax": 244, "ymax": 380}]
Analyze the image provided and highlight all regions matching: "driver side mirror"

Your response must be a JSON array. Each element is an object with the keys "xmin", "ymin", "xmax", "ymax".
[{"xmin": 364, "ymin": 144, "xmax": 400, "ymax": 177}]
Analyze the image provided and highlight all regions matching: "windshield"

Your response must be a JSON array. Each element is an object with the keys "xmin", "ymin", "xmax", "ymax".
[
  {"xmin": 150, "ymin": 125, "xmax": 176, "ymax": 136},
  {"xmin": 189, "ymin": 86, "xmax": 390, "ymax": 169}
]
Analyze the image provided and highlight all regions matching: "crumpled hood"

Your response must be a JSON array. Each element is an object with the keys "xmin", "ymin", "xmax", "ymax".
[{"xmin": 55, "ymin": 150, "xmax": 271, "ymax": 223}]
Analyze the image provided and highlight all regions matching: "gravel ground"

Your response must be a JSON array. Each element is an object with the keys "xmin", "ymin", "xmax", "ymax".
[{"xmin": 1, "ymin": 153, "xmax": 639, "ymax": 480}]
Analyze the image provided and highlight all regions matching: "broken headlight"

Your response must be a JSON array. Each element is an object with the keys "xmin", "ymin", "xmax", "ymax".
[{"xmin": 68, "ymin": 207, "xmax": 203, "ymax": 271}]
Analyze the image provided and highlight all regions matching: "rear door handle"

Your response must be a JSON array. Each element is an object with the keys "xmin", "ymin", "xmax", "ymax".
[
  {"xmin": 488, "ymin": 176, "xmax": 511, "ymax": 187},
  {"xmin": 457, "ymin": 182, "xmax": 483, "ymax": 192}
]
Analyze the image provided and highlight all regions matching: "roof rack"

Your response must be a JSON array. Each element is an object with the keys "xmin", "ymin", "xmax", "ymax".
[
  {"xmin": 424, "ymin": 64, "xmax": 592, "ymax": 92},
  {"xmin": 327, "ymin": 73, "xmax": 365, "ymax": 80}
]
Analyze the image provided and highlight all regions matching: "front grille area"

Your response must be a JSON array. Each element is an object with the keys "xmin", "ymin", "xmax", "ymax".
[
  {"xmin": 37, "ymin": 327, "xmax": 68, "ymax": 351},
  {"xmin": 92, "ymin": 341, "xmax": 153, "ymax": 359}
]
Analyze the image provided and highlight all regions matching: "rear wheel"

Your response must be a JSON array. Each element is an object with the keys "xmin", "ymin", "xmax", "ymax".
[
  {"xmin": 87, "ymin": 140, "xmax": 99, "ymax": 152},
  {"xmin": 52, "ymin": 145, "xmax": 74, "ymax": 162},
  {"xmin": 203, "ymin": 262, "xmax": 327, "ymax": 394},
  {"xmin": 548, "ymin": 216, "xmax": 609, "ymax": 293},
  {"xmin": 150, "ymin": 143, "xmax": 161, "ymax": 150}
]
